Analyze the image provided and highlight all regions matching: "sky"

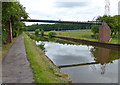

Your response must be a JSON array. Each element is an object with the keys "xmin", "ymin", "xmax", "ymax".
[{"xmin": 19, "ymin": 0, "xmax": 120, "ymax": 25}]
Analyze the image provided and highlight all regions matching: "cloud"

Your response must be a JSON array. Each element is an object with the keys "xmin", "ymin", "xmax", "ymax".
[
  {"xmin": 20, "ymin": 0, "xmax": 119, "ymax": 25},
  {"xmin": 118, "ymin": 1, "xmax": 120, "ymax": 15},
  {"xmin": 54, "ymin": 2, "xmax": 88, "ymax": 8}
]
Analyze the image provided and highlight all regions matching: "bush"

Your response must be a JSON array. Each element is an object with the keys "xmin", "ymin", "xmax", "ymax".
[
  {"xmin": 91, "ymin": 25, "xmax": 99, "ymax": 35},
  {"xmin": 35, "ymin": 29, "xmax": 40, "ymax": 36},
  {"xmin": 38, "ymin": 42, "xmax": 45, "ymax": 50},
  {"xmin": 30, "ymin": 35, "xmax": 35, "ymax": 39},
  {"xmin": 48, "ymin": 30, "xmax": 56, "ymax": 38},
  {"xmin": 35, "ymin": 36, "xmax": 40, "ymax": 42},
  {"xmin": 2, "ymin": 29, "xmax": 7, "ymax": 44},
  {"xmin": 41, "ymin": 30, "xmax": 44, "ymax": 36},
  {"xmin": 26, "ymin": 32, "xmax": 30, "ymax": 36}
]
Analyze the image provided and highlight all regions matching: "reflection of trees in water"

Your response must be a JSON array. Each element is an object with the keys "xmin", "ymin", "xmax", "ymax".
[
  {"xmin": 90, "ymin": 47, "xmax": 119, "ymax": 64},
  {"xmin": 90, "ymin": 47, "xmax": 119, "ymax": 74}
]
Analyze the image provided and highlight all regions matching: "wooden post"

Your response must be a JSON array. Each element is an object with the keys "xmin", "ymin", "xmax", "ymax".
[
  {"xmin": 8, "ymin": 22, "xmax": 12, "ymax": 43},
  {"xmin": 99, "ymin": 22, "xmax": 111, "ymax": 43}
]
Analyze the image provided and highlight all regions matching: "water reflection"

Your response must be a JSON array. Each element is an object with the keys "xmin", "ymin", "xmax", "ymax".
[
  {"xmin": 91, "ymin": 47, "xmax": 119, "ymax": 64},
  {"xmin": 90, "ymin": 47, "xmax": 119, "ymax": 75},
  {"xmin": 36, "ymin": 38, "xmax": 119, "ymax": 83}
]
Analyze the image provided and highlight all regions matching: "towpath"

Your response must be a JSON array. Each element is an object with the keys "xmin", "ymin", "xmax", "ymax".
[{"xmin": 2, "ymin": 34, "xmax": 34, "ymax": 83}]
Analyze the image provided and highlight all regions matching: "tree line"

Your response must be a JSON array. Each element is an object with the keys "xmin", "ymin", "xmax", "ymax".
[
  {"xmin": 26, "ymin": 15, "xmax": 119, "ymax": 38},
  {"xmin": 91, "ymin": 15, "xmax": 120, "ymax": 37},
  {"xmin": 2, "ymin": 1, "xmax": 119, "ymax": 44},
  {"xmin": 2, "ymin": 2, "xmax": 28, "ymax": 44},
  {"xmin": 25, "ymin": 23, "xmax": 91, "ymax": 31}
]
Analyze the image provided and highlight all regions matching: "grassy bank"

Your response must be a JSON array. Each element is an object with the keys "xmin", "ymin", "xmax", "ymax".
[
  {"xmin": 29, "ymin": 30, "xmax": 119, "ymax": 44},
  {"xmin": 24, "ymin": 34, "xmax": 70, "ymax": 83},
  {"xmin": 54, "ymin": 30, "xmax": 118, "ymax": 44},
  {"xmin": 56, "ymin": 30, "xmax": 98, "ymax": 42}
]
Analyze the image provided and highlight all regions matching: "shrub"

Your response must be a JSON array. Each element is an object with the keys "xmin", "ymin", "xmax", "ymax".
[
  {"xmin": 30, "ymin": 35, "xmax": 35, "ymax": 39},
  {"xmin": 38, "ymin": 42, "xmax": 45, "ymax": 50},
  {"xmin": 35, "ymin": 36, "xmax": 40, "ymax": 42},
  {"xmin": 48, "ymin": 30, "xmax": 56, "ymax": 38},
  {"xmin": 39, "ymin": 36, "xmax": 45, "ymax": 41},
  {"xmin": 2, "ymin": 28, "xmax": 7, "ymax": 44},
  {"xmin": 35, "ymin": 29, "xmax": 40, "ymax": 36},
  {"xmin": 41, "ymin": 30, "xmax": 44, "ymax": 36},
  {"xmin": 91, "ymin": 25, "xmax": 99, "ymax": 35}
]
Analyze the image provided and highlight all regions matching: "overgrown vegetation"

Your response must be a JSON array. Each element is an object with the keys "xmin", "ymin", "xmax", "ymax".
[
  {"xmin": 24, "ymin": 34, "xmax": 69, "ymax": 83},
  {"xmin": 2, "ymin": 2, "xmax": 28, "ymax": 44}
]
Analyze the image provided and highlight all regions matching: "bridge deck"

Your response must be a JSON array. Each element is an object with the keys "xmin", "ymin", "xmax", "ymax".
[{"xmin": 21, "ymin": 19, "xmax": 102, "ymax": 25}]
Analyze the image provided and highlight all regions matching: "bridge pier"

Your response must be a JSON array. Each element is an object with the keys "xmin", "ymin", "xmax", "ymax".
[
  {"xmin": 21, "ymin": 19, "xmax": 111, "ymax": 43},
  {"xmin": 99, "ymin": 22, "xmax": 111, "ymax": 43}
]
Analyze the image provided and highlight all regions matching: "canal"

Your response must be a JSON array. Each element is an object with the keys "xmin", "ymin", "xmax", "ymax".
[{"xmin": 36, "ymin": 38, "xmax": 119, "ymax": 83}]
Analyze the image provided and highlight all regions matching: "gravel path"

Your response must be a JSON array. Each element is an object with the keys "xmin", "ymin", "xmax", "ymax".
[{"xmin": 2, "ymin": 34, "xmax": 34, "ymax": 83}]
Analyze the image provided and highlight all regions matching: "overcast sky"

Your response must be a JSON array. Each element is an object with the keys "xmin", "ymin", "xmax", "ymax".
[{"xmin": 19, "ymin": 0, "xmax": 120, "ymax": 25}]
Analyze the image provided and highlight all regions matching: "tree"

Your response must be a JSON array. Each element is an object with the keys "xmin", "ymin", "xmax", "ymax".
[
  {"xmin": 2, "ymin": 2, "xmax": 28, "ymax": 44},
  {"xmin": 35, "ymin": 29, "xmax": 40, "ymax": 36},
  {"xmin": 48, "ymin": 30, "xmax": 56, "ymax": 38},
  {"xmin": 96, "ymin": 15, "xmax": 119, "ymax": 36},
  {"xmin": 41, "ymin": 30, "xmax": 44, "ymax": 36},
  {"xmin": 91, "ymin": 25, "xmax": 99, "ymax": 35}
]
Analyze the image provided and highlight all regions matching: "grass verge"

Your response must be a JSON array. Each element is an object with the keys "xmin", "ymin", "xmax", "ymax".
[
  {"xmin": 24, "ymin": 34, "xmax": 70, "ymax": 83},
  {"xmin": 55, "ymin": 30, "xmax": 98, "ymax": 42},
  {"xmin": 29, "ymin": 30, "xmax": 119, "ymax": 44},
  {"xmin": 2, "ymin": 37, "xmax": 17, "ymax": 59},
  {"xmin": 53, "ymin": 30, "xmax": 119, "ymax": 44}
]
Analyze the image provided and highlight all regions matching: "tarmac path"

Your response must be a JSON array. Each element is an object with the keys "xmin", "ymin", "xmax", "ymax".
[{"xmin": 2, "ymin": 34, "xmax": 34, "ymax": 83}]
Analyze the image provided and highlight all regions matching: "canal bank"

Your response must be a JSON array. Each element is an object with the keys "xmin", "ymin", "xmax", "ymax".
[
  {"xmin": 30, "ymin": 33, "xmax": 120, "ymax": 49},
  {"xmin": 35, "ymin": 38, "xmax": 119, "ymax": 83},
  {"xmin": 24, "ymin": 34, "xmax": 71, "ymax": 83},
  {"xmin": 27, "ymin": 33, "xmax": 119, "ymax": 83}
]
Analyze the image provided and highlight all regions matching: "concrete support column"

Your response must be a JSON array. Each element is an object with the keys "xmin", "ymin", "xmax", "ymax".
[{"xmin": 99, "ymin": 22, "xmax": 111, "ymax": 43}]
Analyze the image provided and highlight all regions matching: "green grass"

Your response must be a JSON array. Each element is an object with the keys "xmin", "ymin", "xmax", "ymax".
[
  {"xmin": 24, "ymin": 34, "xmax": 70, "ymax": 83},
  {"xmin": 53, "ymin": 30, "xmax": 98, "ymax": 42},
  {"xmin": 29, "ymin": 30, "xmax": 119, "ymax": 44},
  {"xmin": 52, "ymin": 30, "xmax": 119, "ymax": 44},
  {"xmin": 110, "ymin": 38, "xmax": 119, "ymax": 44}
]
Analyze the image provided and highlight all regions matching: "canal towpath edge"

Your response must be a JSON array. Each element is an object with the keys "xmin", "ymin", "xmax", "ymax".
[{"xmin": 2, "ymin": 34, "xmax": 34, "ymax": 83}]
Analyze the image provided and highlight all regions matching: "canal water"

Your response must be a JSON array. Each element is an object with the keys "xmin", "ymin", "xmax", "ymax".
[{"xmin": 36, "ymin": 39, "xmax": 119, "ymax": 83}]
